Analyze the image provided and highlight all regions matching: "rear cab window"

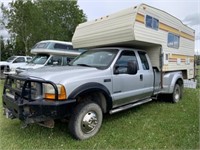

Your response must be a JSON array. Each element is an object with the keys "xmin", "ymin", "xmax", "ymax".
[{"xmin": 138, "ymin": 51, "xmax": 150, "ymax": 70}]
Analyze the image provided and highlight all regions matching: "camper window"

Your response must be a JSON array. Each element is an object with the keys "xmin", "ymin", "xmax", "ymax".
[
  {"xmin": 36, "ymin": 42, "xmax": 49, "ymax": 48},
  {"xmin": 54, "ymin": 43, "xmax": 73, "ymax": 50},
  {"xmin": 167, "ymin": 33, "xmax": 180, "ymax": 48},
  {"xmin": 145, "ymin": 15, "xmax": 159, "ymax": 30}
]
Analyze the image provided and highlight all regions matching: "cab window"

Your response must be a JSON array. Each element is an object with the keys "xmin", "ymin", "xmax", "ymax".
[
  {"xmin": 13, "ymin": 57, "xmax": 25, "ymax": 63},
  {"xmin": 26, "ymin": 57, "xmax": 32, "ymax": 62},
  {"xmin": 47, "ymin": 56, "xmax": 62, "ymax": 66},
  {"xmin": 63, "ymin": 57, "xmax": 74, "ymax": 65},
  {"xmin": 138, "ymin": 52, "xmax": 149, "ymax": 70},
  {"xmin": 114, "ymin": 51, "xmax": 138, "ymax": 74}
]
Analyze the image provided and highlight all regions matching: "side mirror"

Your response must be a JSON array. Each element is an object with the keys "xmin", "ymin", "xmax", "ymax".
[
  {"xmin": 114, "ymin": 65, "xmax": 120, "ymax": 74},
  {"xmin": 127, "ymin": 61, "xmax": 137, "ymax": 75},
  {"xmin": 114, "ymin": 61, "xmax": 138, "ymax": 75}
]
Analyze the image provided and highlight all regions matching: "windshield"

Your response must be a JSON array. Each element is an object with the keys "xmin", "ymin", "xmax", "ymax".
[
  {"xmin": 29, "ymin": 54, "xmax": 50, "ymax": 65},
  {"xmin": 70, "ymin": 49, "xmax": 118, "ymax": 69},
  {"xmin": 6, "ymin": 56, "xmax": 16, "ymax": 62}
]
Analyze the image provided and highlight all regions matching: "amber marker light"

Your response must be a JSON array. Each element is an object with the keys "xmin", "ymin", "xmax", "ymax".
[{"xmin": 43, "ymin": 84, "xmax": 67, "ymax": 101}]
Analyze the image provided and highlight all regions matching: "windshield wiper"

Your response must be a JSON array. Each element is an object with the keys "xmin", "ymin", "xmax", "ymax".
[{"xmin": 76, "ymin": 64, "xmax": 93, "ymax": 67}]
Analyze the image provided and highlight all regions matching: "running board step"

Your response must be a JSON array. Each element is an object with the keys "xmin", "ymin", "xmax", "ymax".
[{"xmin": 109, "ymin": 98, "xmax": 152, "ymax": 114}]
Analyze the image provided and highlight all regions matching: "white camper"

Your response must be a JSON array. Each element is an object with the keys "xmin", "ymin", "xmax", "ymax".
[{"xmin": 72, "ymin": 4, "xmax": 195, "ymax": 79}]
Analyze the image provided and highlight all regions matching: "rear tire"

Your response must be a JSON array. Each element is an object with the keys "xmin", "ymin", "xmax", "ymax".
[
  {"xmin": 170, "ymin": 83, "xmax": 182, "ymax": 103},
  {"xmin": 68, "ymin": 101, "xmax": 103, "ymax": 140}
]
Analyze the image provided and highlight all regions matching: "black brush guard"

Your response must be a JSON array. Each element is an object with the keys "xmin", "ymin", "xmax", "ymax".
[{"xmin": 2, "ymin": 75, "xmax": 76, "ymax": 124}]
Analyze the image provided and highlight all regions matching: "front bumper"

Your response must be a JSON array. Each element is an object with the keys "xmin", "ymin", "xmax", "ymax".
[
  {"xmin": 3, "ymin": 95, "xmax": 76, "ymax": 123},
  {"xmin": 2, "ymin": 75, "xmax": 76, "ymax": 124},
  {"xmin": 3, "ymin": 71, "xmax": 16, "ymax": 75}
]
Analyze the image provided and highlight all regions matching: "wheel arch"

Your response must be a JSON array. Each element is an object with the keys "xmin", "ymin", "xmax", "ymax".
[
  {"xmin": 162, "ymin": 71, "xmax": 184, "ymax": 94},
  {"xmin": 68, "ymin": 82, "xmax": 112, "ymax": 113},
  {"xmin": 170, "ymin": 76, "xmax": 184, "ymax": 94}
]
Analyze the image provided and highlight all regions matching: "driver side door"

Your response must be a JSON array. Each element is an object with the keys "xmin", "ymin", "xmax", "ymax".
[{"xmin": 112, "ymin": 50, "xmax": 145, "ymax": 108}]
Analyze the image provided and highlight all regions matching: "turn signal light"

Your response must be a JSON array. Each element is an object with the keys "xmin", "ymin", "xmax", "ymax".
[{"xmin": 43, "ymin": 84, "xmax": 67, "ymax": 100}]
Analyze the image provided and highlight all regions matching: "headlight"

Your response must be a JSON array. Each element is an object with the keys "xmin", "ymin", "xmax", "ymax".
[
  {"xmin": 16, "ymin": 80, "xmax": 21, "ymax": 89},
  {"xmin": 43, "ymin": 84, "xmax": 67, "ymax": 100},
  {"xmin": 16, "ymin": 80, "xmax": 25, "ymax": 89},
  {"xmin": 11, "ymin": 80, "xmax": 21, "ymax": 89}
]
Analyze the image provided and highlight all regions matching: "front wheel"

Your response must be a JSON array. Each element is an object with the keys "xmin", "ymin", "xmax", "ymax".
[
  {"xmin": 170, "ymin": 83, "xmax": 182, "ymax": 103},
  {"xmin": 68, "ymin": 101, "xmax": 103, "ymax": 140}
]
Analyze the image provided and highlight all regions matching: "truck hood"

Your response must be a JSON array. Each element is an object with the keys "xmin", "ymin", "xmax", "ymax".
[
  {"xmin": 0, "ymin": 61, "xmax": 9, "ymax": 66},
  {"xmin": 19, "ymin": 66, "xmax": 101, "ymax": 83},
  {"xmin": 18, "ymin": 63, "xmax": 44, "ymax": 69}
]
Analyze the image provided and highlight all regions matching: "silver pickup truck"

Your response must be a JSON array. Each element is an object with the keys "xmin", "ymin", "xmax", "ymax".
[{"xmin": 2, "ymin": 47, "xmax": 183, "ymax": 140}]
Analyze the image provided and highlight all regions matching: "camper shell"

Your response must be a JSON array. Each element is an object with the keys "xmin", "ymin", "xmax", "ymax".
[
  {"xmin": 72, "ymin": 3, "xmax": 195, "ymax": 79},
  {"xmin": 15, "ymin": 40, "xmax": 82, "ymax": 73}
]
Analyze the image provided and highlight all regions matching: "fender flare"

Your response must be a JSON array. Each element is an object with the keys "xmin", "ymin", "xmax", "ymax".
[
  {"xmin": 163, "ymin": 71, "xmax": 183, "ymax": 93},
  {"xmin": 68, "ymin": 82, "xmax": 112, "ymax": 112}
]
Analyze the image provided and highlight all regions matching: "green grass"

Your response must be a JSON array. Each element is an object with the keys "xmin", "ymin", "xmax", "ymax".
[{"xmin": 0, "ymin": 80, "xmax": 199, "ymax": 149}]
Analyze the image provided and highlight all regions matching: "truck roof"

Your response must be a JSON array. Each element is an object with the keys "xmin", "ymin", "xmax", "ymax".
[
  {"xmin": 37, "ymin": 40, "xmax": 72, "ymax": 45},
  {"xmin": 31, "ymin": 49, "xmax": 81, "ymax": 56},
  {"xmin": 91, "ymin": 47, "xmax": 146, "ymax": 52}
]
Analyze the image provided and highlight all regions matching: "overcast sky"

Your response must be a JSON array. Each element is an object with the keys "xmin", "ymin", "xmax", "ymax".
[{"xmin": 0, "ymin": 0, "xmax": 200, "ymax": 52}]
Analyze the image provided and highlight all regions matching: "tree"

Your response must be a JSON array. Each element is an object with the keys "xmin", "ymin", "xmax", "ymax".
[
  {"xmin": 0, "ymin": 36, "xmax": 13, "ymax": 60},
  {"xmin": 1, "ymin": 0, "xmax": 40, "ymax": 55},
  {"xmin": 0, "ymin": 36, "xmax": 5, "ymax": 60},
  {"xmin": 195, "ymin": 55, "xmax": 200, "ymax": 65},
  {"xmin": 36, "ymin": 0, "xmax": 87, "ymax": 41},
  {"xmin": 1, "ymin": 0, "xmax": 87, "ymax": 55}
]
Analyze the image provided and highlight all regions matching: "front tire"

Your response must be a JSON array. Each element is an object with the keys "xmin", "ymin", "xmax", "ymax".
[{"xmin": 68, "ymin": 101, "xmax": 103, "ymax": 140}]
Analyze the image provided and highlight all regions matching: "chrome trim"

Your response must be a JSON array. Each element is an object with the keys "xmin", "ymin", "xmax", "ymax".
[
  {"xmin": 110, "ymin": 98, "xmax": 152, "ymax": 114},
  {"xmin": 81, "ymin": 111, "xmax": 98, "ymax": 134}
]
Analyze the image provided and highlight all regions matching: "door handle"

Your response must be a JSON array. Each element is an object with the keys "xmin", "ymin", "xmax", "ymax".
[{"xmin": 140, "ymin": 74, "xmax": 143, "ymax": 81}]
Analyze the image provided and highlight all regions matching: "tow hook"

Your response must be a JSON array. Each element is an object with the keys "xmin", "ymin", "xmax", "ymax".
[{"xmin": 4, "ymin": 108, "xmax": 15, "ymax": 119}]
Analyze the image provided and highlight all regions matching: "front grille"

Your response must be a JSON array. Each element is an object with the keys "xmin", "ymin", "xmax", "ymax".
[
  {"xmin": 3, "ymin": 75, "xmax": 59, "ymax": 102},
  {"xmin": 4, "ymin": 76, "xmax": 43, "ymax": 102},
  {"xmin": 4, "ymin": 65, "xmax": 10, "ymax": 72},
  {"xmin": 5, "ymin": 78, "xmax": 24, "ymax": 97}
]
